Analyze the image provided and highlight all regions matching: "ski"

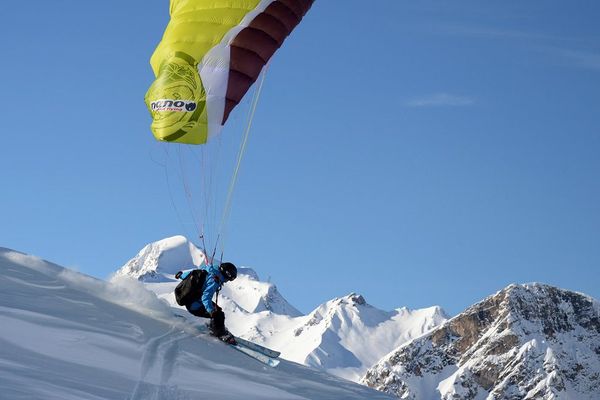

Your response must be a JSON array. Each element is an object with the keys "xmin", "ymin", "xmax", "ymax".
[
  {"xmin": 230, "ymin": 342, "xmax": 280, "ymax": 367},
  {"xmin": 197, "ymin": 324, "xmax": 280, "ymax": 367},
  {"xmin": 233, "ymin": 337, "xmax": 281, "ymax": 358}
]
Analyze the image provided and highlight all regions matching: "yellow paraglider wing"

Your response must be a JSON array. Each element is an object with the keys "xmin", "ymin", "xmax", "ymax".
[{"xmin": 145, "ymin": 0, "xmax": 315, "ymax": 145}]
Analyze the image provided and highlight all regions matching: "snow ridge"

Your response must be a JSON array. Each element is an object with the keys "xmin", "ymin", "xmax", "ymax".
[{"xmin": 283, "ymin": 294, "xmax": 447, "ymax": 382}]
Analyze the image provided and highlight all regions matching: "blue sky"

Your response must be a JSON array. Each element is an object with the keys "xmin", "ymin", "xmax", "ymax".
[{"xmin": 1, "ymin": 1, "xmax": 599, "ymax": 315}]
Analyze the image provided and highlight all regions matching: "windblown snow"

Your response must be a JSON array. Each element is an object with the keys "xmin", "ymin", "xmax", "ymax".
[
  {"xmin": 116, "ymin": 236, "xmax": 447, "ymax": 382},
  {"xmin": 0, "ymin": 246, "xmax": 394, "ymax": 400}
]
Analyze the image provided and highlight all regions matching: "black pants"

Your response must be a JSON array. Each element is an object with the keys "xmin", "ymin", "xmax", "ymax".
[{"xmin": 186, "ymin": 301, "xmax": 226, "ymax": 337}]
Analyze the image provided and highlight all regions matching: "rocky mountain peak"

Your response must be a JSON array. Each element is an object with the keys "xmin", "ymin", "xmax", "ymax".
[
  {"xmin": 503, "ymin": 283, "xmax": 600, "ymax": 337},
  {"xmin": 362, "ymin": 283, "xmax": 600, "ymax": 399},
  {"xmin": 333, "ymin": 293, "xmax": 368, "ymax": 308}
]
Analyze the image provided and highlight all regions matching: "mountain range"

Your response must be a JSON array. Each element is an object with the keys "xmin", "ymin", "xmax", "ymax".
[
  {"xmin": 117, "ymin": 236, "xmax": 600, "ymax": 399},
  {"xmin": 115, "ymin": 236, "xmax": 447, "ymax": 382},
  {"xmin": 2, "ymin": 235, "xmax": 599, "ymax": 399}
]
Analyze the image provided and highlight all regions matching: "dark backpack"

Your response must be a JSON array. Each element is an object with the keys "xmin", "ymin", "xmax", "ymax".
[{"xmin": 174, "ymin": 269, "xmax": 207, "ymax": 306}]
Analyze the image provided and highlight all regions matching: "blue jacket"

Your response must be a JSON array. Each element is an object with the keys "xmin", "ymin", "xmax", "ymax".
[{"xmin": 179, "ymin": 265, "xmax": 225, "ymax": 314}]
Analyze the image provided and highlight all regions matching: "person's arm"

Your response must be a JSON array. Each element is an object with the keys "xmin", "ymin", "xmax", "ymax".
[{"xmin": 201, "ymin": 277, "xmax": 219, "ymax": 314}]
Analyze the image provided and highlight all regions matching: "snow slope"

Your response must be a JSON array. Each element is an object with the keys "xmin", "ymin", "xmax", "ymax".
[
  {"xmin": 0, "ymin": 247, "xmax": 394, "ymax": 400},
  {"xmin": 116, "ymin": 236, "xmax": 447, "ymax": 382}
]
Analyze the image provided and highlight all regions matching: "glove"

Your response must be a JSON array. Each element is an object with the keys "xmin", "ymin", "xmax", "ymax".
[{"xmin": 210, "ymin": 307, "xmax": 222, "ymax": 318}]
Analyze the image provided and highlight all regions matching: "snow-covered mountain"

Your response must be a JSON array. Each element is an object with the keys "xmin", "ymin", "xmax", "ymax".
[
  {"xmin": 114, "ymin": 235, "xmax": 206, "ymax": 281},
  {"xmin": 116, "ymin": 236, "xmax": 447, "ymax": 382},
  {"xmin": 273, "ymin": 295, "xmax": 446, "ymax": 382},
  {"xmin": 0, "ymin": 247, "xmax": 393, "ymax": 400},
  {"xmin": 361, "ymin": 283, "xmax": 600, "ymax": 399},
  {"xmin": 116, "ymin": 236, "xmax": 302, "ymax": 318}
]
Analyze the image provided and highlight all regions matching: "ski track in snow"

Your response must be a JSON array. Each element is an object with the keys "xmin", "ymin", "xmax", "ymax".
[
  {"xmin": 130, "ymin": 327, "xmax": 184, "ymax": 400},
  {"xmin": 4, "ymin": 273, "xmax": 67, "ymax": 290}
]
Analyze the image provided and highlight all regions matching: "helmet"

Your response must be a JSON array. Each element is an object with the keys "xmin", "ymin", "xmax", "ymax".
[{"xmin": 219, "ymin": 262, "xmax": 237, "ymax": 281}]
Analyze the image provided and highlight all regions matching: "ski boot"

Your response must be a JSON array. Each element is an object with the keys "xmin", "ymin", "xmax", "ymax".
[{"xmin": 218, "ymin": 331, "xmax": 237, "ymax": 345}]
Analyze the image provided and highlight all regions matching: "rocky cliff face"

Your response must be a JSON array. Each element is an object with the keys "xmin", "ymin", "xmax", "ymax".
[{"xmin": 362, "ymin": 284, "xmax": 600, "ymax": 399}]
